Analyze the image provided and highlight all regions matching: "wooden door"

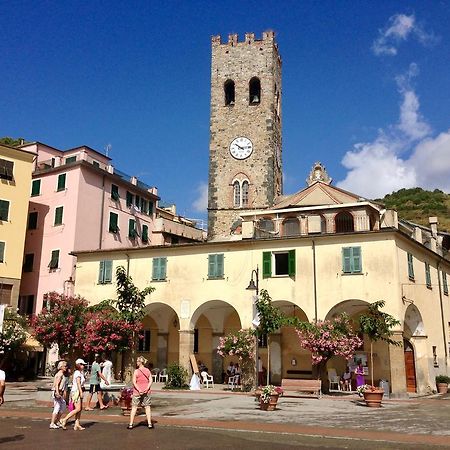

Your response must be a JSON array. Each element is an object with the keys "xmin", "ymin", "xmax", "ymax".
[{"xmin": 404, "ymin": 341, "xmax": 416, "ymax": 393}]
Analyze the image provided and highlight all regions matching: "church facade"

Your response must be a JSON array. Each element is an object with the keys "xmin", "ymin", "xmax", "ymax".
[{"xmin": 73, "ymin": 32, "xmax": 450, "ymax": 397}]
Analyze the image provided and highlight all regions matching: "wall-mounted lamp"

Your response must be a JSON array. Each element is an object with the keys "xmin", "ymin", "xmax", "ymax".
[{"xmin": 432, "ymin": 345, "xmax": 439, "ymax": 367}]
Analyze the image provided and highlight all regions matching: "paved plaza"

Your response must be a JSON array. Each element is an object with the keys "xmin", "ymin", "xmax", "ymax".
[{"xmin": 1, "ymin": 381, "xmax": 450, "ymax": 449}]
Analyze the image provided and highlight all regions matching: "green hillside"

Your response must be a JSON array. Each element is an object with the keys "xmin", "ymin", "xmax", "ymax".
[{"xmin": 376, "ymin": 188, "xmax": 450, "ymax": 233}]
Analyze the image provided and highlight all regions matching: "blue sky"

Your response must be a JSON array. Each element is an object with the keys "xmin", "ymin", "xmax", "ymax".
[{"xmin": 1, "ymin": 1, "xmax": 450, "ymax": 222}]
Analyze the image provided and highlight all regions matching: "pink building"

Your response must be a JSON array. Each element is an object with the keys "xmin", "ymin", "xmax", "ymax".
[{"xmin": 19, "ymin": 142, "xmax": 204, "ymax": 315}]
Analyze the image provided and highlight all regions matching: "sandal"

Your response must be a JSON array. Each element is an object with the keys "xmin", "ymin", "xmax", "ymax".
[
  {"xmin": 127, "ymin": 425, "xmax": 133, "ymax": 430},
  {"xmin": 148, "ymin": 424, "xmax": 153, "ymax": 429}
]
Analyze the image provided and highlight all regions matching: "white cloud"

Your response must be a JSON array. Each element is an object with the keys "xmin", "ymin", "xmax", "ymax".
[
  {"xmin": 372, "ymin": 14, "xmax": 436, "ymax": 56},
  {"xmin": 192, "ymin": 182, "xmax": 208, "ymax": 212},
  {"xmin": 337, "ymin": 66, "xmax": 450, "ymax": 197}
]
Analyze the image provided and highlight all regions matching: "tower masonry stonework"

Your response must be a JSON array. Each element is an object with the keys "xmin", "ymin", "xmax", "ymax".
[{"xmin": 207, "ymin": 31, "xmax": 283, "ymax": 239}]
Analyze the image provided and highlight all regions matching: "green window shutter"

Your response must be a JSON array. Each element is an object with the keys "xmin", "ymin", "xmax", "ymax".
[
  {"xmin": 342, "ymin": 247, "xmax": 351, "ymax": 273},
  {"xmin": 49, "ymin": 250, "xmax": 59, "ymax": 269},
  {"xmin": 28, "ymin": 211, "xmax": 38, "ymax": 229},
  {"xmin": 109, "ymin": 212, "xmax": 118, "ymax": 232},
  {"xmin": 135, "ymin": 195, "xmax": 140, "ymax": 207},
  {"xmin": 152, "ymin": 258, "xmax": 161, "ymax": 280},
  {"xmin": 149, "ymin": 202, "xmax": 153, "ymax": 215},
  {"xmin": 160, "ymin": 258, "xmax": 167, "ymax": 280},
  {"xmin": 126, "ymin": 191, "xmax": 133, "ymax": 207},
  {"xmin": 208, "ymin": 254, "xmax": 215, "ymax": 278},
  {"xmin": 104, "ymin": 260, "xmax": 113, "ymax": 283},
  {"xmin": 443, "ymin": 272, "xmax": 448, "ymax": 295},
  {"xmin": 351, "ymin": 247, "xmax": 362, "ymax": 273},
  {"xmin": 0, "ymin": 200, "xmax": 9, "ymax": 221},
  {"xmin": 0, "ymin": 242, "xmax": 5, "ymax": 262},
  {"xmin": 129, "ymin": 219, "xmax": 136, "ymax": 237},
  {"xmin": 425, "ymin": 263, "xmax": 431, "ymax": 288},
  {"xmin": 217, "ymin": 254, "xmax": 224, "ymax": 278},
  {"xmin": 57, "ymin": 173, "xmax": 66, "ymax": 191},
  {"xmin": 54, "ymin": 206, "xmax": 63, "ymax": 225},
  {"xmin": 111, "ymin": 184, "xmax": 119, "ymax": 200},
  {"xmin": 262, "ymin": 251, "xmax": 272, "ymax": 278},
  {"xmin": 407, "ymin": 253, "xmax": 414, "ymax": 279},
  {"xmin": 288, "ymin": 249, "xmax": 296, "ymax": 276},
  {"xmin": 98, "ymin": 261, "xmax": 105, "ymax": 283},
  {"xmin": 31, "ymin": 179, "xmax": 41, "ymax": 196},
  {"xmin": 142, "ymin": 224, "xmax": 149, "ymax": 243}
]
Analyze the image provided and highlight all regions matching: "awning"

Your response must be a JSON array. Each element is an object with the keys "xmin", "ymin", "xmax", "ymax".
[{"xmin": 22, "ymin": 333, "xmax": 44, "ymax": 352}]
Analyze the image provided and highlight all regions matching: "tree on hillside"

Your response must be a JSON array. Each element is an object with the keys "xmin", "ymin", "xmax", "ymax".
[{"xmin": 0, "ymin": 137, "xmax": 27, "ymax": 147}]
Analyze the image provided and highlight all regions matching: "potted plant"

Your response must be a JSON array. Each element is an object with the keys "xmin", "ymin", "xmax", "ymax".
[
  {"xmin": 119, "ymin": 387, "xmax": 133, "ymax": 415},
  {"xmin": 358, "ymin": 300, "xmax": 401, "ymax": 407},
  {"xmin": 436, "ymin": 375, "xmax": 450, "ymax": 394},
  {"xmin": 259, "ymin": 385, "xmax": 283, "ymax": 411}
]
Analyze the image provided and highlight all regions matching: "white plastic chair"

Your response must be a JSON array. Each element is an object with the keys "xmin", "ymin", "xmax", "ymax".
[
  {"xmin": 152, "ymin": 368, "xmax": 160, "ymax": 383},
  {"xmin": 228, "ymin": 375, "xmax": 238, "ymax": 391},
  {"xmin": 159, "ymin": 368, "xmax": 168, "ymax": 383},
  {"xmin": 201, "ymin": 371, "xmax": 214, "ymax": 388},
  {"xmin": 328, "ymin": 368, "xmax": 341, "ymax": 391}
]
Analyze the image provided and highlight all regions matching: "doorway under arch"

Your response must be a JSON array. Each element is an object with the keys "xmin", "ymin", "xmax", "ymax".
[{"xmin": 404, "ymin": 339, "xmax": 417, "ymax": 393}]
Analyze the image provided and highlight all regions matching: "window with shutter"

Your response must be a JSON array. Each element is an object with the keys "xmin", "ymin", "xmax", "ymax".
[
  {"xmin": 126, "ymin": 191, "xmax": 133, "ymax": 207},
  {"xmin": 152, "ymin": 257, "xmax": 167, "ymax": 281},
  {"xmin": 54, "ymin": 206, "xmax": 64, "ymax": 226},
  {"xmin": 208, "ymin": 254, "xmax": 224, "ymax": 279},
  {"xmin": 129, "ymin": 219, "xmax": 137, "ymax": 238},
  {"xmin": 49, "ymin": 250, "xmax": 60, "ymax": 270},
  {"xmin": 288, "ymin": 250, "xmax": 296, "ymax": 276},
  {"xmin": 342, "ymin": 247, "xmax": 362, "ymax": 273},
  {"xmin": 31, "ymin": 179, "xmax": 41, "ymax": 197},
  {"xmin": 148, "ymin": 202, "xmax": 153, "ymax": 215},
  {"xmin": 142, "ymin": 224, "xmax": 149, "ymax": 243},
  {"xmin": 425, "ymin": 262, "xmax": 432, "ymax": 288},
  {"xmin": 23, "ymin": 253, "xmax": 34, "ymax": 272},
  {"xmin": 98, "ymin": 260, "xmax": 113, "ymax": 284},
  {"xmin": 0, "ymin": 200, "xmax": 9, "ymax": 221},
  {"xmin": 111, "ymin": 184, "xmax": 119, "ymax": 200},
  {"xmin": 0, "ymin": 159, "xmax": 14, "ymax": 180},
  {"xmin": 0, "ymin": 242, "xmax": 5, "ymax": 263},
  {"xmin": 65, "ymin": 156, "xmax": 76, "ymax": 164},
  {"xmin": 109, "ymin": 212, "xmax": 119, "ymax": 233},
  {"xmin": 57, "ymin": 173, "xmax": 66, "ymax": 191},
  {"xmin": 28, "ymin": 211, "xmax": 38, "ymax": 230},
  {"xmin": 407, "ymin": 253, "xmax": 415, "ymax": 280}
]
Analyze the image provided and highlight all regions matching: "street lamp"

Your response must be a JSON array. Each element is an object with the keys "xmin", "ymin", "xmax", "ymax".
[{"xmin": 246, "ymin": 267, "xmax": 259, "ymax": 388}]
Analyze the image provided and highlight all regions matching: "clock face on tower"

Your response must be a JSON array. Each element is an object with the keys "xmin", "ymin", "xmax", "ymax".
[{"xmin": 229, "ymin": 137, "xmax": 253, "ymax": 160}]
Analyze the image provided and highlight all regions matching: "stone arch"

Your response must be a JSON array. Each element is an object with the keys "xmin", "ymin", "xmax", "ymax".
[
  {"xmin": 335, "ymin": 211, "xmax": 354, "ymax": 233},
  {"xmin": 403, "ymin": 304, "xmax": 426, "ymax": 338},
  {"xmin": 142, "ymin": 302, "xmax": 180, "ymax": 370},
  {"xmin": 190, "ymin": 300, "xmax": 242, "ymax": 382}
]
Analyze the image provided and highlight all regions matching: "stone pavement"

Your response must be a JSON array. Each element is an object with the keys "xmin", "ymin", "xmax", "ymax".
[{"xmin": 1, "ymin": 381, "xmax": 450, "ymax": 448}]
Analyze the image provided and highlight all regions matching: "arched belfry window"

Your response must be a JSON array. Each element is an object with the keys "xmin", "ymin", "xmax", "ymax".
[
  {"xmin": 233, "ymin": 181, "xmax": 240, "ymax": 207},
  {"xmin": 224, "ymin": 80, "xmax": 235, "ymax": 106},
  {"xmin": 283, "ymin": 218, "xmax": 300, "ymax": 236},
  {"xmin": 242, "ymin": 181, "xmax": 249, "ymax": 207},
  {"xmin": 335, "ymin": 211, "xmax": 354, "ymax": 233},
  {"xmin": 249, "ymin": 77, "xmax": 261, "ymax": 104}
]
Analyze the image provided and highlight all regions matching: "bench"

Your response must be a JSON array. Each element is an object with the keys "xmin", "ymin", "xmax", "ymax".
[{"xmin": 281, "ymin": 378, "xmax": 322, "ymax": 398}]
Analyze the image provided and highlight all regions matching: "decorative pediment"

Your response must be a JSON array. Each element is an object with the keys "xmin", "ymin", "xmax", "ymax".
[{"xmin": 306, "ymin": 162, "xmax": 332, "ymax": 186}]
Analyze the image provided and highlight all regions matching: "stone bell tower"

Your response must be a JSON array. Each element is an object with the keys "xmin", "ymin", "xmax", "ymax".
[{"xmin": 207, "ymin": 31, "xmax": 283, "ymax": 240}]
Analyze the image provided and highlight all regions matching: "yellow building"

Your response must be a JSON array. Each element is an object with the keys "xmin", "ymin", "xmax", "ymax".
[
  {"xmin": 73, "ymin": 166, "xmax": 450, "ymax": 398},
  {"xmin": 0, "ymin": 144, "xmax": 35, "ymax": 308}
]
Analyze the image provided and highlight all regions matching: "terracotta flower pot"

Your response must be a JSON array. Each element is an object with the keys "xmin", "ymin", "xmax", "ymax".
[
  {"xmin": 437, "ymin": 383, "xmax": 448, "ymax": 394},
  {"xmin": 260, "ymin": 394, "xmax": 279, "ymax": 411},
  {"xmin": 363, "ymin": 389, "xmax": 384, "ymax": 407}
]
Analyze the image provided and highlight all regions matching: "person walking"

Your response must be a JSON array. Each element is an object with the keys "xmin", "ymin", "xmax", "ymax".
[
  {"xmin": 61, "ymin": 358, "xmax": 87, "ymax": 431},
  {"xmin": 100, "ymin": 354, "xmax": 113, "ymax": 389},
  {"xmin": 355, "ymin": 361, "xmax": 366, "ymax": 388},
  {"xmin": 85, "ymin": 354, "xmax": 109, "ymax": 410},
  {"xmin": 128, "ymin": 356, "xmax": 153, "ymax": 430},
  {"xmin": 49, "ymin": 361, "xmax": 68, "ymax": 429},
  {"xmin": 0, "ymin": 369, "xmax": 5, "ymax": 406}
]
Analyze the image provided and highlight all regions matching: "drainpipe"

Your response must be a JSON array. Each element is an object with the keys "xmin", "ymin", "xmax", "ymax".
[
  {"xmin": 437, "ymin": 261, "xmax": 448, "ymax": 365},
  {"xmin": 126, "ymin": 253, "xmax": 130, "ymax": 276},
  {"xmin": 312, "ymin": 239, "xmax": 318, "ymax": 322},
  {"xmin": 98, "ymin": 174, "xmax": 106, "ymax": 249}
]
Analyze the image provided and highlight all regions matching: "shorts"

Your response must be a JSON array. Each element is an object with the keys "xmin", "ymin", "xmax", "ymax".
[
  {"xmin": 52, "ymin": 396, "xmax": 66, "ymax": 415},
  {"xmin": 132, "ymin": 393, "xmax": 151, "ymax": 407},
  {"xmin": 89, "ymin": 384, "xmax": 101, "ymax": 394}
]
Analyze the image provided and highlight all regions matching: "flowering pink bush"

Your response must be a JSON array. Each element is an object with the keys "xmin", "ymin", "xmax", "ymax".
[
  {"xmin": 296, "ymin": 314, "xmax": 363, "ymax": 365},
  {"xmin": 217, "ymin": 329, "xmax": 256, "ymax": 361}
]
